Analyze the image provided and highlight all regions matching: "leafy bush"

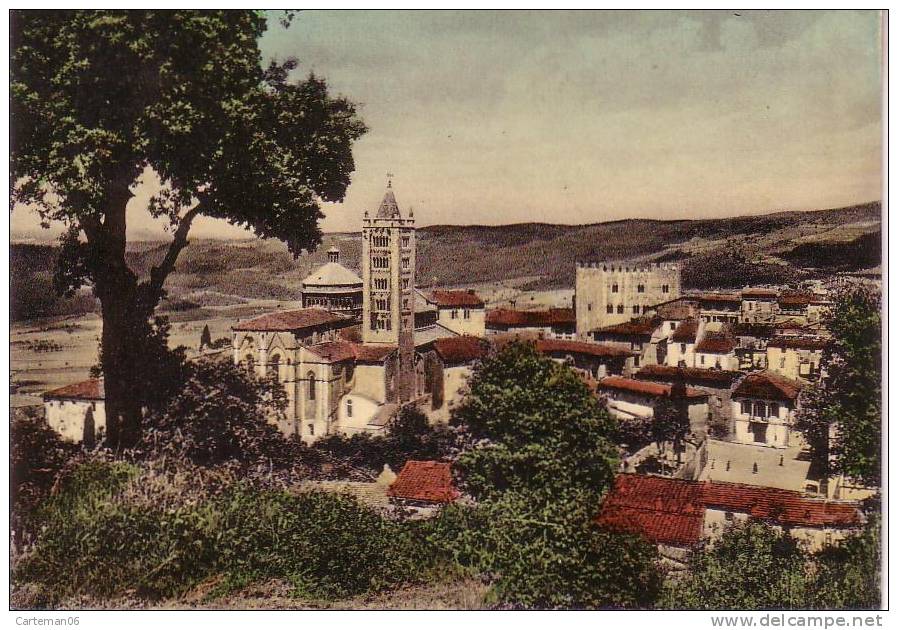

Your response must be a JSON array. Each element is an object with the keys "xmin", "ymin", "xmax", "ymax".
[
  {"xmin": 810, "ymin": 513, "xmax": 881, "ymax": 610},
  {"xmin": 15, "ymin": 460, "xmax": 440, "ymax": 606},
  {"xmin": 10, "ymin": 409, "xmax": 78, "ymax": 545},
  {"xmin": 313, "ymin": 406, "xmax": 458, "ymax": 473}
]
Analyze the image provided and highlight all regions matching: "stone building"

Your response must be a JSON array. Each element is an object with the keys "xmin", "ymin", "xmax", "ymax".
[
  {"xmin": 731, "ymin": 371, "xmax": 803, "ymax": 448},
  {"xmin": 362, "ymin": 179, "xmax": 417, "ymax": 402},
  {"xmin": 766, "ymin": 336, "xmax": 828, "ymax": 381},
  {"xmin": 574, "ymin": 261, "xmax": 680, "ymax": 337},
  {"xmin": 424, "ymin": 289, "xmax": 486, "ymax": 337},
  {"xmin": 485, "ymin": 307, "xmax": 576, "ymax": 339},
  {"xmin": 301, "ymin": 247, "xmax": 363, "ymax": 319},
  {"xmin": 42, "ymin": 378, "xmax": 105, "ymax": 444},
  {"xmin": 232, "ymin": 181, "xmax": 483, "ymax": 444}
]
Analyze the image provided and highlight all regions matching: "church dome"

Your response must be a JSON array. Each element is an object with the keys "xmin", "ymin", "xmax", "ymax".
[{"xmin": 302, "ymin": 261, "xmax": 363, "ymax": 289}]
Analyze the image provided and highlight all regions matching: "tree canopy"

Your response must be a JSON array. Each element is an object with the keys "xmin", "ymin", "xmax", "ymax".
[
  {"xmin": 796, "ymin": 281, "xmax": 882, "ymax": 487},
  {"xmin": 11, "ymin": 10, "xmax": 367, "ymax": 447}
]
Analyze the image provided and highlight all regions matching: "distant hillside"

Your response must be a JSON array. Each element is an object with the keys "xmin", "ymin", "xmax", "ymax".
[{"xmin": 10, "ymin": 201, "xmax": 881, "ymax": 321}]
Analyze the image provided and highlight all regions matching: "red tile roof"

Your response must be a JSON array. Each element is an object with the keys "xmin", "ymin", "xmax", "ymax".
[
  {"xmin": 733, "ymin": 371, "xmax": 802, "ymax": 401},
  {"xmin": 671, "ymin": 319, "xmax": 699, "ymax": 343},
  {"xmin": 433, "ymin": 336, "xmax": 487, "ymax": 364},
  {"xmin": 486, "ymin": 308, "xmax": 575, "ymax": 328},
  {"xmin": 427, "ymin": 290, "xmax": 485, "ymax": 308},
  {"xmin": 387, "ymin": 460, "xmax": 459, "ymax": 504},
  {"xmin": 43, "ymin": 378, "xmax": 104, "ymax": 401},
  {"xmin": 593, "ymin": 316, "xmax": 662, "ymax": 337},
  {"xmin": 535, "ymin": 339, "xmax": 635, "ymax": 359},
  {"xmin": 307, "ymin": 341, "xmax": 395, "ymax": 363},
  {"xmin": 695, "ymin": 333, "xmax": 737, "ymax": 354},
  {"xmin": 596, "ymin": 475, "xmax": 705, "ymax": 546},
  {"xmin": 731, "ymin": 323, "xmax": 776, "ymax": 338},
  {"xmin": 635, "ymin": 365, "xmax": 742, "ymax": 386},
  {"xmin": 233, "ymin": 308, "xmax": 350, "ymax": 332},
  {"xmin": 768, "ymin": 336, "xmax": 829, "ymax": 350},
  {"xmin": 596, "ymin": 474, "xmax": 862, "ymax": 547},
  {"xmin": 741, "ymin": 288, "xmax": 780, "ymax": 299},
  {"xmin": 699, "ymin": 293, "xmax": 742, "ymax": 305},
  {"xmin": 598, "ymin": 376, "xmax": 707, "ymax": 399},
  {"xmin": 701, "ymin": 482, "xmax": 862, "ymax": 528},
  {"xmin": 779, "ymin": 293, "xmax": 830, "ymax": 307}
]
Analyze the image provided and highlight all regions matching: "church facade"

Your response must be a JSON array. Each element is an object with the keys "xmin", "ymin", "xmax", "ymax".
[{"xmin": 232, "ymin": 181, "xmax": 484, "ymax": 444}]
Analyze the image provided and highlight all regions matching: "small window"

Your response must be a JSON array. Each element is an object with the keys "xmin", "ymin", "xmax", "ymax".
[
  {"xmin": 637, "ymin": 284, "xmax": 645, "ymax": 293},
  {"xmin": 606, "ymin": 304, "xmax": 613, "ymax": 314},
  {"xmin": 780, "ymin": 357, "xmax": 786, "ymax": 369},
  {"xmin": 451, "ymin": 310, "xmax": 458, "ymax": 319},
  {"xmin": 307, "ymin": 371, "xmax": 316, "ymax": 400},
  {"xmin": 662, "ymin": 284, "xmax": 670, "ymax": 294},
  {"xmin": 346, "ymin": 399, "xmax": 353, "ymax": 418},
  {"xmin": 725, "ymin": 511, "xmax": 734, "ymax": 522},
  {"xmin": 754, "ymin": 401, "xmax": 766, "ymax": 417},
  {"xmin": 616, "ymin": 305, "xmax": 624, "ymax": 314},
  {"xmin": 700, "ymin": 355, "xmax": 706, "ymax": 365},
  {"xmin": 464, "ymin": 309, "xmax": 471, "ymax": 319},
  {"xmin": 611, "ymin": 284, "xmax": 619, "ymax": 293},
  {"xmin": 632, "ymin": 305, "xmax": 640, "ymax": 314},
  {"xmin": 633, "ymin": 356, "xmax": 640, "ymax": 367},
  {"xmin": 769, "ymin": 402, "xmax": 779, "ymax": 418},
  {"xmin": 308, "ymin": 423, "xmax": 315, "ymax": 436},
  {"xmin": 741, "ymin": 400, "xmax": 752, "ymax": 415},
  {"xmin": 680, "ymin": 343, "xmax": 686, "ymax": 353}
]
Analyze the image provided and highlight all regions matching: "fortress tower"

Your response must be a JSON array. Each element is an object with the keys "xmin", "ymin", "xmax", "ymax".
[
  {"xmin": 575, "ymin": 261, "xmax": 681, "ymax": 337},
  {"xmin": 362, "ymin": 179, "xmax": 417, "ymax": 401}
]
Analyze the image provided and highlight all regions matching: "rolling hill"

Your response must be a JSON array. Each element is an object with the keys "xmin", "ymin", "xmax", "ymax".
[{"xmin": 10, "ymin": 201, "xmax": 882, "ymax": 321}]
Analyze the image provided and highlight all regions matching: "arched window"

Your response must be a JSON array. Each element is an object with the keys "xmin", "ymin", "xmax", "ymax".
[
  {"xmin": 307, "ymin": 371, "xmax": 316, "ymax": 400},
  {"xmin": 270, "ymin": 353, "xmax": 282, "ymax": 381}
]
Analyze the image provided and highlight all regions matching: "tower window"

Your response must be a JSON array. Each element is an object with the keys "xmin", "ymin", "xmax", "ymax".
[
  {"xmin": 401, "ymin": 257, "xmax": 410, "ymax": 270},
  {"xmin": 616, "ymin": 304, "xmax": 624, "ymax": 314},
  {"xmin": 611, "ymin": 284, "xmax": 619, "ymax": 293},
  {"xmin": 637, "ymin": 284, "xmax": 645, "ymax": 293},
  {"xmin": 662, "ymin": 284, "xmax": 670, "ymax": 293},
  {"xmin": 401, "ymin": 236, "xmax": 410, "ymax": 248},
  {"xmin": 307, "ymin": 371, "xmax": 316, "ymax": 400},
  {"xmin": 606, "ymin": 304, "xmax": 613, "ymax": 314},
  {"xmin": 401, "ymin": 278, "xmax": 410, "ymax": 289}
]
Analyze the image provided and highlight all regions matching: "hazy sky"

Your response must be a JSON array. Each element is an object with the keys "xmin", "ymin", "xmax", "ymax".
[{"xmin": 11, "ymin": 10, "xmax": 883, "ymax": 239}]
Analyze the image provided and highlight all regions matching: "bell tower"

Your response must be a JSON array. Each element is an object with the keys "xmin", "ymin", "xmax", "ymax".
[{"xmin": 361, "ymin": 177, "xmax": 416, "ymax": 401}]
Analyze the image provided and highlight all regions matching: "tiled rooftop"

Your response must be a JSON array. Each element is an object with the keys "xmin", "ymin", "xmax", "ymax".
[
  {"xmin": 43, "ymin": 378, "xmax": 104, "ymax": 401},
  {"xmin": 387, "ymin": 460, "xmax": 459, "ymax": 504}
]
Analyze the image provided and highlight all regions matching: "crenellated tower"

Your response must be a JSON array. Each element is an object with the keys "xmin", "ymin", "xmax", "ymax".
[{"xmin": 362, "ymin": 178, "xmax": 416, "ymax": 401}]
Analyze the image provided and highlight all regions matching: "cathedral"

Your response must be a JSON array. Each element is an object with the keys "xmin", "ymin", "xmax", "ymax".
[{"xmin": 232, "ymin": 181, "xmax": 487, "ymax": 443}]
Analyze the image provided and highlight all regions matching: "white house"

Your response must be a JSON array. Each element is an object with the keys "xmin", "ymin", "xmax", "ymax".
[
  {"xmin": 731, "ymin": 371, "xmax": 803, "ymax": 448},
  {"xmin": 42, "ymin": 378, "xmax": 105, "ymax": 443}
]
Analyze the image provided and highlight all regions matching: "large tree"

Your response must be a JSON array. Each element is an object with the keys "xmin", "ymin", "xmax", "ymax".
[
  {"xmin": 796, "ymin": 282, "xmax": 882, "ymax": 487},
  {"xmin": 11, "ymin": 11, "xmax": 367, "ymax": 448}
]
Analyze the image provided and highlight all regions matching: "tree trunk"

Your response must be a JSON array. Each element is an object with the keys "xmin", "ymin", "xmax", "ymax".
[{"xmin": 89, "ymin": 183, "xmax": 145, "ymax": 450}]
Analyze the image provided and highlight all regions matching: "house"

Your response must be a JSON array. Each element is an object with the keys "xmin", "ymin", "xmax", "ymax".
[
  {"xmin": 697, "ymin": 293, "xmax": 741, "ymax": 324},
  {"xmin": 596, "ymin": 376, "xmax": 709, "ymax": 436},
  {"xmin": 42, "ymin": 378, "xmax": 105, "ymax": 443},
  {"xmin": 740, "ymin": 288, "xmax": 780, "ymax": 323},
  {"xmin": 778, "ymin": 292, "xmax": 831, "ymax": 324},
  {"xmin": 730, "ymin": 322, "xmax": 775, "ymax": 370},
  {"xmin": 694, "ymin": 331, "xmax": 739, "ymax": 370},
  {"xmin": 424, "ymin": 289, "xmax": 486, "ymax": 337},
  {"xmin": 731, "ymin": 371, "xmax": 803, "ymax": 448},
  {"xmin": 430, "ymin": 336, "xmax": 488, "ymax": 410},
  {"xmin": 666, "ymin": 318, "xmax": 700, "ymax": 368},
  {"xmin": 485, "ymin": 307, "xmax": 576, "ymax": 339},
  {"xmin": 766, "ymin": 336, "xmax": 828, "ymax": 381},
  {"xmin": 588, "ymin": 316, "xmax": 664, "ymax": 369},
  {"xmin": 596, "ymin": 474, "xmax": 863, "ymax": 557},
  {"xmin": 634, "ymin": 365, "xmax": 742, "ymax": 439},
  {"xmin": 533, "ymin": 338, "xmax": 636, "ymax": 379},
  {"xmin": 387, "ymin": 460, "xmax": 459, "ymax": 517}
]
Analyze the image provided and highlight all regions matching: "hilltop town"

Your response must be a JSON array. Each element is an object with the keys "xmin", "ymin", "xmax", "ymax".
[{"xmin": 34, "ymin": 182, "xmax": 879, "ymax": 578}]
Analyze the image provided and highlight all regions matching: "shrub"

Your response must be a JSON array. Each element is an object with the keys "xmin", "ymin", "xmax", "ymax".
[{"xmin": 15, "ymin": 460, "xmax": 440, "ymax": 606}]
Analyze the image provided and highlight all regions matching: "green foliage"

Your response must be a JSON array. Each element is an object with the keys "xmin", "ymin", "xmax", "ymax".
[
  {"xmin": 10, "ymin": 409, "xmax": 79, "ymax": 542},
  {"xmin": 16, "ymin": 460, "xmax": 436, "ymax": 606},
  {"xmin": 810, "ymin": 513, "xmax": 881, "ymax": 610},
  {"xmin": 313, "ymin": 406, "xmax": 458, "ymax": 473},
  {"xmin": 432, "ymin": 342, "xmax": 660, "ymax": 608},
  {"xmin": 661, "ymin": 521, "xmax": 811, "ymax": 610},
  {"xmin": 452, "ymin": 342, "xmax": 618, "ymax": 504},
  {"xmin": 797, "ymin": 282, "xmax": 881, "ymax": 486},
  {"xmin": 428, "ymin": 493, "xmax": 661, "ymax": 609},
  {"xmin": 139, "ymin": 358, "xmax": 293, "ymax": 468}
]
